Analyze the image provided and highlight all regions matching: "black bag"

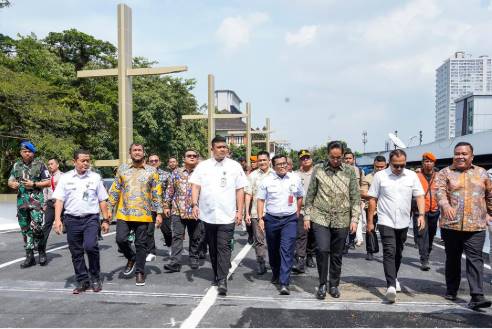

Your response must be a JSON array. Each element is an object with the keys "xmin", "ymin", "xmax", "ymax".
[{"xmin": 366, "ymin": 229, "xmax": 379, "ymax": 254}]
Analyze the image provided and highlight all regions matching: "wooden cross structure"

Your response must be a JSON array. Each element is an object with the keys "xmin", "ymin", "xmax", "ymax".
[
  {"xmin": 77, "ymin": 4, "xmax": 187, "ymax": 166},
  {"xmin": 182, "ymin": 74, "xmax": 249, "ymax": 159},
  {"xmin": 228, "ymin": 117, "xmax": 274, "ymax": 165}
]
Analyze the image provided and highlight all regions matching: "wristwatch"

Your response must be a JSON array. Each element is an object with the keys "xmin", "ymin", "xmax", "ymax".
[{"xmin": 192, "ymin": 203, "xmax": 198, "ymax": 207}]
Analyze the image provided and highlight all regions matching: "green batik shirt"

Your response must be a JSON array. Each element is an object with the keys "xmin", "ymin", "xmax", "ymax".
[
  {"xmin": 8, "ymin": 159, "xmax": 50, "ymax": 210},
  {"xmin": 304, "ymin": 162, "xmax": 361, "ymax": 228}
]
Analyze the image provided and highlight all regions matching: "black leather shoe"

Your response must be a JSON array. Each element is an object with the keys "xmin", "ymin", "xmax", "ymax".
[
  {"xmin": 420, "ymin": 260, "xmax": 431, "ymax": 271},
  {"xmin": 217, "ymin": 279, "xmax": 227, "ymax": 296},
  {"xmin": 247, "ymin": 236, "xmax": 254, "ymax": 245},
  {"xmin": 164, "ymin": 262, "xmax": 182, "ymax": 272},
  {"xmin": 73, "ymin": 281, "xmax": 90, "ymax": 294},
  {"xmin": 444, "ymin": 293, "xmax": 457, "ymax": 301},
  {"xmin": 20, "ymin": 250, "xmax": 36, "ymax": 269},
  {"xmin": 306, "ymin": 256, "xmax": 316, "ymax": 268},
  {"xmin": 280, "ymin": 285, "xmax": 290, "ymax": 295},
  {"xmin": 123, "ymin": 260, "xmax": 136, "ymax": 276},
  {"xmin": 329, "ymin": 286, "xmax": 340, "ymax": 298},
  {"xmin": 190, "ymin": 259, "xmax": 199, "ymax": 270},
  {"xmin": 292, "ymin": 257, "xmax": 305, "ymax": 274},
  {"xmin": 92, "ymin": 279, "xmax": 102, "ymax": 292},
  {"xmin": 38, "ymin": 248, "xmax": 47, "ymax": 266},
  {"xmin": 366, "ymin": 253, "xmax": 374, "ymax": 261},
  {"xmin": 469, "ymin": 295, "xmax": 492, "ymax": 310},
  {"xmin": 270, "ymin": 274, "xmax": 279, "ymax": 285},
  {"xmin": 256, "ymin": 261, "xmax": 267, "ymax": 275},
  {"xmin": 199, "ymin": 252, "xmax": 207, "ymax": 260},
  {"xmin": 136, "ymin": 273, "xmax": 145, "ymax": 286},
  {"xmin": 317, "ymin": 284, "xmax": 327, "ymax": 300}
]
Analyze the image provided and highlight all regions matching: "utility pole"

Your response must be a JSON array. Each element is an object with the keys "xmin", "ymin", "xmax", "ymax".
[
  {"xmin": 362, "ymin": 131, "xmax": 367, "ymax": 153},
  {"xmin": 419, "ymin": 130, "xmax": 423, "ymax": 145}
]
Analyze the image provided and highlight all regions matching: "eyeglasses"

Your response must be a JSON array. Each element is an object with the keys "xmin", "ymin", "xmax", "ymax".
[
  {"xmin": 391, "ymin": 164, "xmax": 406, "ymax": 169},
  {"xmin": 300, "ymin": 157, "xmax": 311, "ymax": 161},
  {"xmin": 329, "ymin": 157, "xmax": 343, "ymax": 162},
  {"xmin": 274, "ymin": 162, "xmax": 288, "ymax": 167},
  {"xmin": 148, "ymin": 159, "xmax": 159, "ymax": 163},
  {"xmin": 185, "ymin": 154, "xmax": 198, "ymax": 158}
]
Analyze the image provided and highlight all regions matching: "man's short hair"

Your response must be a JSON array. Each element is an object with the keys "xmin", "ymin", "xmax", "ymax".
[
  {"xmin": 257, "ymin": 150, "xmax": 270, "ymax": 159},
  {"xmin": 327, "ymin": 141, "xmax": 345, "ymax": 153},
  {"xmin": 454, "ymin": 141, "xmax": 474, "ymax": 154},
  {"xmin": 184, "ymin": 149, "xmax": 198, "ymax": 156},
  {"xmin": 148, "ymin": 153, "xmax": 160, "ymax": 159},
  {"xmin": 211, "ymin": 135, "xmax": 227, "ymax": 146},
  {"xmin": 129, "ymin": 143, "xmax": 144, "ymax": 152},
  {"xmin": 374, "ymin": 155, "xmax": 386, "ymax": 163},
  {"xmin": 73, "ymin": 149, "xmax": 90, "ymax": 160},
  {"xmin": 271, "ymin": 155, "xmax": 286, "ymax": 166},
  {"xmin": 389, "ymin": 149, "xmax": 407, "ymax": 160},
  {"xmin": 48, "ymin": 158, "xmax": 59, "ymax": 164},
  {"xmin": 344, "ymin": 151, "xmax": 355, "ymax": 157}
]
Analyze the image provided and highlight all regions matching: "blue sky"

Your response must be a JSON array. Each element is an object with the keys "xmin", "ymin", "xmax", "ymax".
[{"xmin": 2, "ymin": 0, "xmax": 492, "ymax": 152}]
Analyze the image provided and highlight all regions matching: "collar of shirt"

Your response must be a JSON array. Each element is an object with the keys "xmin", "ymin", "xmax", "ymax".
[
  {"xmin": 130, "ymin": 162, "xmax": 147, "ymax": 169},
  {"xmin": 449, "ymin": 164, "xmax": 476, "ymax": 172},
  {"xmin": 71, "ymin": 169, "xmax": 91, "ymax": 178},
  {"xmin": 323, "ymin": 161, "xmax": 344, "ymax": 172},
  {"xmin": 386, "ymin": 167, "xmax": 408, "ymax": 177},
  {"xmin": 210, "ymin": 157, "xmax": 227, "ymax": 167},
  {"xmin": 272, "ymin": 171, "xmax": 291, "ymax": 180}
]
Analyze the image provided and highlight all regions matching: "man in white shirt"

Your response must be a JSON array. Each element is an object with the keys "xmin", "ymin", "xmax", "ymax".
[
  {"xmin": 53, "ymin": 149, "xmax": 110, "ymax": 294},
  {"xmin": 367, "ymin": 149, "xmax": 425, "ymax": 303},
  {"xmin": 190, "ymin": 136, "xmax": 248, "ymax": 296},
  {"xmin": 257, "ymin": 155, "xmax": 304, "ymax": 295},
  {"xmin": 245, "ymin": 151, "xmax": 273, "ymax": 275}
]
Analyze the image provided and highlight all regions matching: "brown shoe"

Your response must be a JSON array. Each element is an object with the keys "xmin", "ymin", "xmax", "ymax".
[
  {"xmin": 136, "ymin": 273, "xmax": 145, "ymax": 286},
  {"xmin": 73, "ymin": 281, "xmax": 91, "ymax": 294}
]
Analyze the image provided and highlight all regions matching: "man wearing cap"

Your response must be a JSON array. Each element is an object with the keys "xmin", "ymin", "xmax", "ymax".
[
  {"xmin": 292, "ymin": 149, "xmax": 316, "ymax": 273},
  {"xmin": 412, "ymin": 152, "xmax": 440, "ymax": 271},
  {"xmin": 8, "ymin": 141, "xmax": 51, "ymax": 268}
]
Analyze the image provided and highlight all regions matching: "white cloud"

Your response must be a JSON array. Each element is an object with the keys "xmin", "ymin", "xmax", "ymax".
[
  {"xmin": 285, "ymin": 25, "xmax": 319, "ymax": 47},
  {"xmin": 216, "ymin": 12, "xmax": 269, "ymax": 53}
]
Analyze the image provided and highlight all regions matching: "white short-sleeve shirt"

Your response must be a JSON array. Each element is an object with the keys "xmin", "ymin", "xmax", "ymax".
[
  {"xmin": 368, "ymin": 168, "xmax": 424, "ymax": 229},
  {"xmin": 189, "ymin": 157, "xmax": 248, "ymax": 224},
  {"xmin": 52, "ymin": 169, "xmax": 109, "ymax": 216},
  {"xmin": 257, "ymin": 172, "xmax": 304, "ymax": 217}
]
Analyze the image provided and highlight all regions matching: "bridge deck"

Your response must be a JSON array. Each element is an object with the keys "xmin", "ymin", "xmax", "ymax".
[{"xmin": 0, "ymin": 225, "xmax": 491, "ymax": 328}]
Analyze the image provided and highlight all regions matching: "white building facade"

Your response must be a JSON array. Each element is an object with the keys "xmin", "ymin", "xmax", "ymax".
[
  {"xmin": 435, "ymin": 52, "xmax": 492, "ymax": 140},
  {"xmin": 455, "ymin": 93, "xmax": 492, "ymax": 137}
]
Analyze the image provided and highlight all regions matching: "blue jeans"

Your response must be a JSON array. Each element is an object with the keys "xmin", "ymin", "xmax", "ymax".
[
  {"xmin": 64, "ymin": 213, "xmax": 101, "ymax": 283},
  {"xmin": 264, "ymin": 213, "xmax": 298, "ymax": 286}
]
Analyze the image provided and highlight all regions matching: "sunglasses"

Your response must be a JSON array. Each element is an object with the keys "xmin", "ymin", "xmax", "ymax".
[
  {"xmin": 185, "ymin": 154, "xmax": 198, "ymax": 158},
  {"xmin": 391, "ymin": 164, "xmax": 406, "ymax": 169},
  {"xmin": 148, "ymin": 159, "xmax": 159, "ymax": 163},
  {"xmin": 300, "ymin": 157, "xmax": 311, "ymax": 161}
]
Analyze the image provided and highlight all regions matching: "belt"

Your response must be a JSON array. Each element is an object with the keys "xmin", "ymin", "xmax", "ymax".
[{"xmin": 65, "ymin": 213, "xmax": 99, "ymax": 219}]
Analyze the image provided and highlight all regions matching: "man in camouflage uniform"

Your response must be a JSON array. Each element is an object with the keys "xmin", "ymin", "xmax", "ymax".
[{"xmin": 8, "ymin": 141, "xmax": 50, "ymax": 268}]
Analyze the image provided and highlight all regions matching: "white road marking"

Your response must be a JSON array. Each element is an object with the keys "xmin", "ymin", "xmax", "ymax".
[
  {"xmin": 0, "ymin": 231, "xmax": 116, "ymax": 269},
  {"xmin": 180, "ymin": 243, "xmax": 252, "ymax": 329},
  {"xmin": 407, "ymin": 233, "xmax": 491, "ymax": 270},
  {"xmin": 0, "ymin": 229, "xmax": 21, "ymax": 234}
]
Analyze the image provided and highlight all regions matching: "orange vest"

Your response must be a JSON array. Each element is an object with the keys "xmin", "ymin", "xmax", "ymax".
[{"xmin": 417, "ymin": 172, "xmax": 438, "ymax": 212}]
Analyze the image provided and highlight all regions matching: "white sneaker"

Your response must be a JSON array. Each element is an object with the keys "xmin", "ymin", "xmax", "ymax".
[
  {"xmin": 146, "ymin": 253, "xmax": 156, "ymax": 262},
  {"xmin": 386, "ymin": 286, "xmax": 396, "ymax": 303},
  {"xmin": 395, "ymin": 279, "xmax": 401, "ymax": 292}
]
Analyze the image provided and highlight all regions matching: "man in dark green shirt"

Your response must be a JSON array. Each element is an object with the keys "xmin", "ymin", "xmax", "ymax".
[{"xmin": 304, "ymin": 141, "xmax": 361, "ymax": 300}]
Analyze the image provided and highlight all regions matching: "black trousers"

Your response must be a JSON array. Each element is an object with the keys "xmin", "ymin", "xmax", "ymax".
[
  {"xmin": 295, "ymin": 214, "xmax": 316, "ymax": 258},
  {"xmin": 116, "ymin": 220, "xmax": 148, "ymax": 275},
  {"xmin": 170, "ymin": 215, "xmax": 201, "ymax": 264},
  {"xmin": 204, "ymin": 222, "xmax": 235, "ymax": 282},
  {"xmin": 147, "ymin": 212, "xmax": 157, "ymax": 255},
  {"xmin": 312, "ymin": 222, "xmax": 349, "ymax": 287},
  {"xmin": 379, "ymin": 224, "xmax": 407, "ymax": 288},
  {"xmin": 412, "ymin": 211, "xmax": 440, "ymax": 262},
  {"xmin": 159, "ymin": 214, "xmax": 172, "ymax": 247},
  {"xmin": 64, "ymin": 214, "xmax": 100, "ymax": 283},
  {"xmin": 39, "ymin": 199, "xmax": 55, "ymax": 251},
  {"xmin": 198, "ymin": 221, "xmax": 208, "ymax": 255},
  {"xmin": 441, "ymin": 228, "xmax": 486, "ymax": 296}
]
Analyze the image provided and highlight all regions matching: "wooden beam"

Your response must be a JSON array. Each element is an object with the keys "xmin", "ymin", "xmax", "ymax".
[
  {"xmin": 94, "ymin": 159, "xmax": 120, "ymax": 167},
  {"xmin": 127, "ymin": 66, "xmax": 188, "ymax": 76},
  {"xmin": 77, "ymin": 68, "xmax": 118, "ymax": 78},
  {"xmin": 182, "ymin": 114, "xmax": 207, "ymax": 120}
]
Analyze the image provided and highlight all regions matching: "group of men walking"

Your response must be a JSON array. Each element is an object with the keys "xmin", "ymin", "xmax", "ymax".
[{"xmin": 7, "ymin": 137, "xmax": 492, "ymax": 310}]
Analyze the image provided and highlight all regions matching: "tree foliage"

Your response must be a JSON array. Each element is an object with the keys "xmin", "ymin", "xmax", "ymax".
[{"xmin": 0, "ymin": 30, "xmax": 207, "ymax": 192}]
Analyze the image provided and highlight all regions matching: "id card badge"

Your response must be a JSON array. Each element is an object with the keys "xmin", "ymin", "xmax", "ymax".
[
  {"xmin": 288, "ymin": 195, "xmax": 294, "ymax": 206},
  {"xmin": 220, "ymin": 177, "xmax": 227, "ymax": 188}
]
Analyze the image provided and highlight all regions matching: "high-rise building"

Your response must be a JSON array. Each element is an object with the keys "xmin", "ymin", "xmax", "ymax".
[{"xmin": 435, "ymin": 52, "xmax": 492, "ymax": 140}]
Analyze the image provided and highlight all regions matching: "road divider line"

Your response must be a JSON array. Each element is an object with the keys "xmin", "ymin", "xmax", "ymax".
[
  {"xmin": 180, "ymin": 243, "xmax": 252, "ymax": 329},
  {"xmin": 0, "ymin": 231, "xmax": 116, "ymax": 269}
]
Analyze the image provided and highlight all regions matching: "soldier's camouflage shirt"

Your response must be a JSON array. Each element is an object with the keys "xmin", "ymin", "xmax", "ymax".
[
  {"xmin": 304, "ymin": 162, "xmax": 361, "ymax": 228},
  {"xmin": 8, "ymin": 159, "xmax": 49, "ymax": 210}
]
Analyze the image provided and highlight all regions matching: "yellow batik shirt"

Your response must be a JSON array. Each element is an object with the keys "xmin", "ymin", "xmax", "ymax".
[{"xmin": 108, "ymin": 163, "xmax": 163, "ymax": 222}]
